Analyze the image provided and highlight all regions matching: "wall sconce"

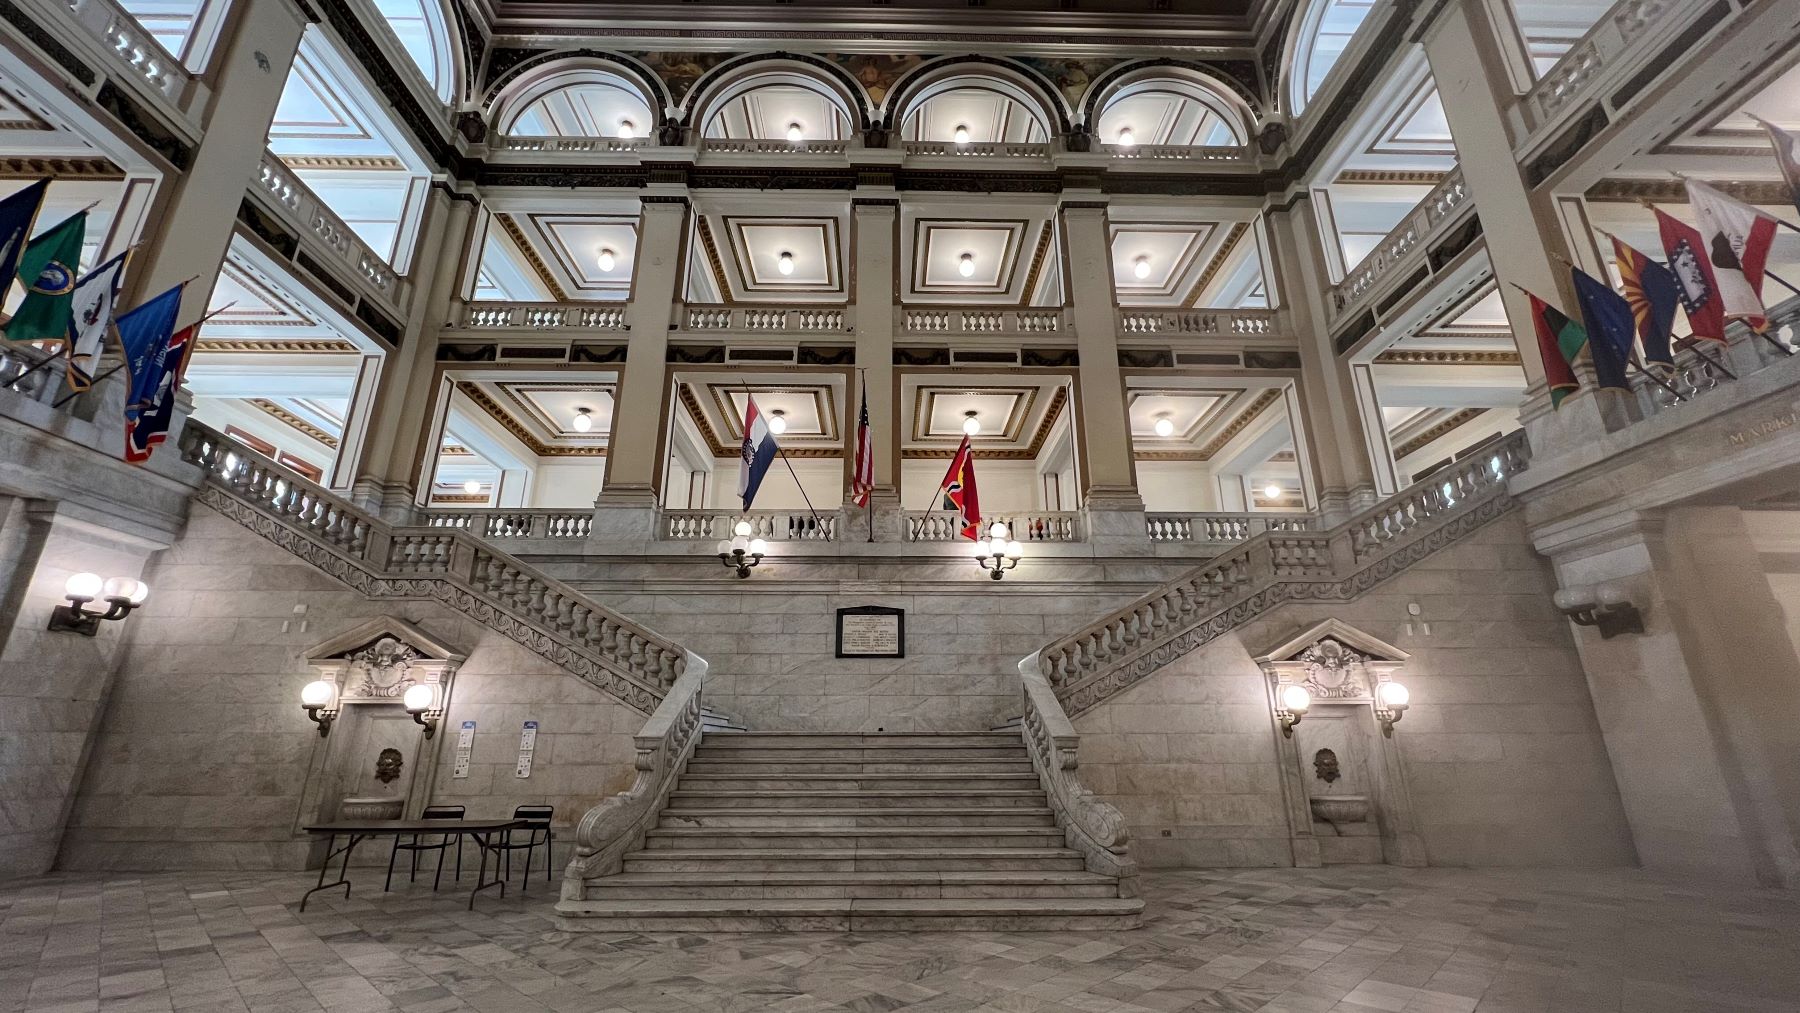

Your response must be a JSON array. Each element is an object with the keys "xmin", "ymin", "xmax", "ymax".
[
  {"xmin": 1374, "ymin": 680, "xmax": 1409, "ymax": 737},
  {"xmin": 48, "ymin": 573, "xmax": 149, "ymax": 636},
  {"xmin": 300, "ymin": 680, "xmax": 339, "ymax": 737},
  {"xmin": 1553, "ymin": 583, "xmax": 1645, "ymax": 639},
  {"xmin": 403, "ymin": 683, "xmax": 443, "ymax": 738},
  {"xmin": 716, "ymin": 520, "xmax": 768, "ymax": 579},
  {"xmin": 975, "ymin": 522, "xmax": 1023, "ymax": 580},
  {"xmin": 1275, "ymin": 683, "xmax": 1310, "ymax": 737}
]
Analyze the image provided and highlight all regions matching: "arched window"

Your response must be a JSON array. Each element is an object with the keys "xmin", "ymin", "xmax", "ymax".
[
  {"xmin": 1092, "ymin": 72, "xmax": 1250, "ymax": 148},
  {"xmin": 496, "ymin": 67, "xmax": 657, "ymax": 139},
  {"xmin": 696, "ymin": 69, "xmax": 858, "ymax": 142},
  {"xmin": 1289, "ymin": 0, "xmax": 1377, "ymax": 117},
  {"xmin": 372, "ymin": 0, "xmax": 456, "ymax": 103}
]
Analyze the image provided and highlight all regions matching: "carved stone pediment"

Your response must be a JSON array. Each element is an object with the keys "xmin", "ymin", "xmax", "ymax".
[
  {"xmin": 304, "ymin": 618, "xmax": 466, "ymax": 704},
  {"xmin": 1254, "ymin": 619, "xmax": 1408, "ymax": 703}
]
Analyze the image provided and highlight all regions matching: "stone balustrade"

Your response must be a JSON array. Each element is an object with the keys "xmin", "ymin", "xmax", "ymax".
[
  {"xmin": 662, "ymin": 509, "xmax": 838, "ymax": 543},
  {"xmin": 1115, "ymin": 308, "xmax": 1285, "ymax": 337},
  {"xmin": 1038, "ymin": 430, "xmax": 1532, "ymax": 715},
  {"xmin": 680, "ymin": 304, "xmax": 849, "ymax": 334},
  {"xmin": 1102, "ymin": 143, "xmax": 1253, "ymax": 165},
  {"xmin": 1328, "ymin": 168, "xmax": 1469, "ymax": 319},
  {"xmin": 699, "ymin": 138, "xmax": 849, "ymax": 155},
  {"xmin": 907, "ymin": 511, "xmax": 1081, "ymax": 543},
  {"xmin": 177, "ymin": 421, "xmax": 689, "ymax": 713},
  {"xmin": 1144, "ymin": 512, "xmax": 1315, "ymax": 545},
  {"xmin": 459, "ymin": 302, "xmax": 627, "ymax": 330},
  {"xmin": 252, "ymin": 153, "xmax": 403, "ymax": 314},
  {"xmin": 900, "ymin": 140, "xmax": 1052, "ymax": 159},
  {"xmin": 898, "ymin": 307, "xmax": 1069, "ymax": 337},
  {"xmin": 1017, "ymin": 653, "xmax": 1138, "ymax": 896},
  {"xmin": 422, "ymin": 509, "xmax": 594, "ymax": 540},
  {"xmin": 492, "ymin": 135, "xmax": 650, "ymax": 154},
  {"xmin": 59, "ymin": 0, "xmax": 205, "ymax": 130},
  {"xmin": 1510, "ymin": 0, "xmax": 1706, "ymax": 151}
]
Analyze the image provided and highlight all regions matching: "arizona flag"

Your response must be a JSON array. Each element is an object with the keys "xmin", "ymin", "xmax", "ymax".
[
  {"xmin": 938, "ymin": 435, "xmax": 981, "ymax": 540},
  {"xmin": 737, "ymin": 395, "xmax": 779, "ymax": 510},
  {"xmin": 851, "ymin": 384, "xmax": 873, "ymax": 508},
  {"xmin": 1654, "ymin": 206, "xmax": 1729, "ymax": 343},
  {"xmin": 1611, "ymin": 235, "xmax": 1680, "ymax": 371},
  {"xmin": 1683, "ymin": 178, "xmax": 1778, "ymax": 330}
]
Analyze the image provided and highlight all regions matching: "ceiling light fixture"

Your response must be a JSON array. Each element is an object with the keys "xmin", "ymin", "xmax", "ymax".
[
  {"xmin": 617, "ymin": 119, "xmax": 636, "ymax": 139},
  {"xmin": 1133, "ymin": 256, "xmax": 1152, "ymax": 280},
  {"xmin": 1117, "ymin": 126, "xmax": 1136, "ymax": 147},
  {"xmin": 1153, "ymin": 416, "xmax": 1175, "ymax": 438},
  {"xmin": 953, "ymin": 124, "xmax": 970, "ymax": 145},
  {"xmin": 767, "ymin": 409, "xmax": 787, "ymax": 436},
  {"xmin": 597, "ymin": 248, "xmax": 616, "ymax": 272},
  {"xmin": 958, "ymin": 253, "xmax": 975, "ymax": 278},
  {"xmin": 1264, "ymin": 483, "xmax": 1283, "ymax": 499},
  {"xmin": 463, "ymin": 479, "xmax": 481, "ymax": 495},
  {"xmin": 786, "ymin": 122, "xmax": 804, "ymax": 143},
  {"xmin": 571, "ymin": 407, "xmax": 594, "ymax": 433},
  {"xmin": 778, "ymin": 251, "xmax": 795, "ymax": 275},
  {"xmin": 962, "ymin": 411, "xmax": 981, "ymax": 437}
]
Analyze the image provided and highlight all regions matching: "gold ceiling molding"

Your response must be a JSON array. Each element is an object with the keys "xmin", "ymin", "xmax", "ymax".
[
  {"xmin": 909, "ymin": 385, "xmax": 1039, "ymax": 444},
  {"xmin": 493, "ymin": 380, "xmax": 616, "ymax": 439},
  {"xmin": 1019, "ymin": 222, "xmax": 1055, "ymax": 307},
  {"xmin": 1333, "ymin": 169, "xmax": 1449, "ymax": 185},
  {"xmin": 695, "ymin": 216, "xmax": 733, "ymax": 306},
  {"xmin": 441, "ymin": 444, "xmax": 473, "ymax": 457},
  {"xmin": 193, "ymin": 338, "xmax": 361, "ymax": 354},
  {"xmin": 678, "ymin": 382, "xmax": 730, "ymax": 457},
  {"xmin": 1586, "ymin": 178, "xmax": 1794, "ymax": 205},
  {"xmin": 1375, "ymin": 349, "xmax": 1522, "ymax": 365},
  {"xmin": 1185, "ymin": 222, "xmax": 1249, "ymax": 309},
  {"xmin": 429, "ymin": 492, "xmax": 488, "ymax": 504},
  {"xmin": 1127, "ymin": 387, "xmax": 1240, "ymax": 443},
  {"xmin": 1393, "ymin": 408, "xmax": 1485, "ymax": 460},
  {"xmin": 1194, "ymin": 387, "xmax": 1283, "ymax": 460},
  {"xmin": 453, "ymin": 380, "xmax": 605, "ymax": 457},
  {"xmin": 1270, "ymin": 450, "xmax": 1297, "ymax": 463},
  {"xmin": 250, "ymin": 399, "xmax": 341, "ymax": 449},
  {"xmin": 707, "ymin": 383, "xmax": 841, "ymax": 443},
  {"xmin": 1023, "ymin": 387, "xmax": 1068, "ymax": 458},
  {"xmin": 493, "ymin": 212, "xmax": 570, "ymax": 301},
  {"xmin": 0, "ymin": 156, "xmax": 122, "ymax": 179},
  {"xmin": 279, "ymin": 155, "xmax": 407, "ymax": 171}
]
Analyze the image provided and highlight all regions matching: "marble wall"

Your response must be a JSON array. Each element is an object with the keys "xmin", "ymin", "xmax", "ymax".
[
  {"xmin": 58, "ymin": 505, "xmax": 641, "ymax": 871},
  {"xmin": 1073, "ymin": 512, "xmax": 1638, "ymax": 870}
]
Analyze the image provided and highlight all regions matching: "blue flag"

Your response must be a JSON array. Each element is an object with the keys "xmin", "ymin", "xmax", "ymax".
[
  {"xmin": 116, "ymin": 283, "xmax": 186, "ymax": 421},
  {"xmin": 1570, "ymin": 267, "xmax": 1633, "ymax": 391},
  {"xmin": 125, "ymin": 322, "xmax": 195, "ymax": 465},
  {"xmin": 1612, "ymin": 236, "xmax": 1680, "ymax": 370},
  {"xmin": 0, "ymin": 180, "xmax": 47, "ymax": 289}
]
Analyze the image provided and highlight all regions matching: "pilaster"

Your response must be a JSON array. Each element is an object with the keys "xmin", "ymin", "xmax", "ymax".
[{"xmin": 850, "ymin": 197, "xmax": 902, "ymax": 538}]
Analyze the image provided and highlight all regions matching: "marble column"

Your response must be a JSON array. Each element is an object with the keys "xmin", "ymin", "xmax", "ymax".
[
  {"xmin": 122, "ymin": 0, "xmax": 310, "ymax": 322},
  {"xmin": 1420, "ymin": 0, "xmax": 1629, "ymax": 450},
  {"xmin": 594, "ymin": 195, "xmax": 689, "ymax": 547},
  {"xmin": 1267, "ymin": 204, "xmax": 1384, "ymax": 516},
  {"xmin": 1058, "ymin": 201, "xmax": 1147, "ymax": 552},
  {"xmin": 347, "ymin": 188, "xmax": 477, "ymax": 520},
  {"xmin": 850, "ymin": 198, "xmax": 900, "ymax": 540}
]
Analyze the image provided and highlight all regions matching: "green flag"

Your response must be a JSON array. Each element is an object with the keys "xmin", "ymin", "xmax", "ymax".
[{"xmin": 5, "ymin": 211, "xmax": 86, "ymax": 343}]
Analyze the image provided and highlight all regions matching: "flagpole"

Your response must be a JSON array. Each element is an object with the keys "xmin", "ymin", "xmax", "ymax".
[
  {"xmin": 738, "ymin": 382, "xmax": 827, "ymax": 538},
  {"xmin": 1671, "ymin": 335, "xmax": 1739, "ymax": 380},
  {"xmin": 859, "ymin": 368, "xmax": 872, "ymax": 544},
  {"xmin": 1507, "ymin": 279, "xmax": 1686, "ymax": 403},
  {"xmin": 51, "ymin": 365, "xmax": 123, "ymax": 407},
  {"xmin": 1675, "ymin": 157, "xmax": 1800, "ymax": 234}
]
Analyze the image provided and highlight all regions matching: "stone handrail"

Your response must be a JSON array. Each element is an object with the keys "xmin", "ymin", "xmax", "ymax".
[
  {"xmin": 902, "ymin": 140, "xmax": 1052, "ymax": 158},
  {"xmin": 1328, "ymin": 168, "xmax": 1469, "ymax": 318},
  {"xmin": 1017, "ymin": 652, "xmax": 1137, "ymax": 897},
  {"xmin": 662, "ymin": 509, "xmax": 839, "ymax": 543},
  {"xmin": 494, "ymin": 135, "xmax": 650, "ymax": 154},
  {"xmin": 1145, "ymin": 512, "xmax": 1316, "ymax": 544},
  {"xmin": 177, "ymin": 421, "xmax": 690, "ymax": 714},
  {"xmin": 1039, "ymin": 430, "xmax": 1531, "ymax": 714},
  {"xmin": 252, "ymin": 153, "xmax": 402, "ymax": 312},
  {"xmin": 1623, "ymin": 297, "xmax": 1800, "ymax": 424},
  {"xmin": 61, "ymin": 0, "xmax": 205, "ymax": 128},
  {"xmin": 1104, "ymin": 143, "xmax": 1252, "ymax": 164},
  {"xmin": 1116, "ymin": 308, "xmax": 1284, "ymax": 337},
  {"xmin": 680, "ymin": 304, "xmax": 848, "ymax": 334},
  {"xmin": 899, "ymin": 307, "xmax": 1068, "ymax": 336},
  {"xmin": 460, "ymin": 303, "xmax": 627, "ymax": 331},
  {"xmin": 699, "ymin": 137, "xmax": 849, "ymax": 155},
  {"xmin": 422, "ymin": 508, "xmax": 593, "ymax": 540},
  {"xmin": 561, "ymin": 653, "xmax": 708, "ymax": 900},
  {"xmin": 907, "ymin": 511, "xmax": 1081, "ymax": 543}
]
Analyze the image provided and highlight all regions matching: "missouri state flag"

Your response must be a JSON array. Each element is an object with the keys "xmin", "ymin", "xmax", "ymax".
[
  {"xmin": 937, "ymin": 435, "xmax": 981, "ymax": 540},
  {"xmin": 737, "ymin": 394, "xmax": 779, "ymax": 510}
]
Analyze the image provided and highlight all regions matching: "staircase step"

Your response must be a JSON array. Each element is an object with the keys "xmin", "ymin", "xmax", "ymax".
[
  {"xmin": 623, "ymin": 848, "xmax": 1087, "ymax": 873},
  {"xmin": 580, "ymin": 870, "xmax": 1119, "ymax": 900},
  {"xmin": 667, "ymin": 790, "xmax": 1048, "ymax": 808},
  {"xmin": 554, "ymin": 896, "xmax": 1145, "ymax": 932},
  {"xmin": 682, "ymin": 759, "xmax": 1035, "ymax": 775},
  {"xmin": 655, "ymin": 807, "xmax": 1057, "ymax": 828},
  {"xmin": 643, "ymin": 828, "xmax": 1067, "ymax": 850},
  {"xmin": 676, "ymin": 773, "xmax": 1041, "ymax": 792}
]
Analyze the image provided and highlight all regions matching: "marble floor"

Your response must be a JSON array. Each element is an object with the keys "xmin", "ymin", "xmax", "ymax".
[{"xmin": 1, "ymin": 867, "xmax": 1796, "ymax": 1013}]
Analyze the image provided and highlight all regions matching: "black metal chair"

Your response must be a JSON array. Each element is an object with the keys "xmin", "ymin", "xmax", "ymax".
[
  {"xmin": 385, "ymin": 804, "xmax": 464, "ymax": 892},
  {"xmin": 495, "ymin": 805, "xmax": 555, "ymax": 893}
]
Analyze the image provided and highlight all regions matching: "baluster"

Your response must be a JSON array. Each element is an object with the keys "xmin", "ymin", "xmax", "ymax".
[{"xmin": 655, "ymin": 648, "xmax": 677, "ymax": 687}]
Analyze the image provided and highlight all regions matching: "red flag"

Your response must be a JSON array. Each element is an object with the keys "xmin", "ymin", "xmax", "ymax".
[
  {"xmin": 1684, "ymin": 178, "xmax": 1779, "ymax": 331},
  {"xmin": 938, "ymin": 435, "xmax": 981, "ymax": 540},
  {"xmin": 851, "ymin": 384, "xmax": 873, "ymax": 508},
  {"xmin": 1526, "ymin": 289, "xmax": 1584, "ymax": 410},
  {"xmin": 1653, "ymin": 206, "xmax": 1729, "ymax": 343}
]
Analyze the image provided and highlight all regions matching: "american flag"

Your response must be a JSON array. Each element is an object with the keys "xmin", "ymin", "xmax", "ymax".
[{"xmin": 851, "ymin": 383, "xmax": 873, "ymax": 507}]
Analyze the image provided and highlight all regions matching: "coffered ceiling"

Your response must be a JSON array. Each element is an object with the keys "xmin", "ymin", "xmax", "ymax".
[
  {"xmin": 689, "ymin": 199, "xmax": 850, "ymax": 303},
  {"xmin": 900, "ymin": 373, "xmax": 1068, "ymax": 460},
  {"xmin": 1108, "ymin": 215, "xmax": 1266, "ymax": 308},
  {"xmin": 901, "ymin": 204, "xmax": 1059, "ymax": 306},
  {"xmin": 452, "ymin": 374, "xmax": 618, "ymax": 455},
  {"xmin": 1124, "ymin": 381, "xmax": 1286, "ymax": 461},
  {"xmin": 672, "ymin": 370, "xmax": 848, "ymax": 458}
]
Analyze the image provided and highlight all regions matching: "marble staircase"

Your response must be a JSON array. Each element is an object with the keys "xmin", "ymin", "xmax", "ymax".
[{"xmin": 557, "ymin": 731, "xmax": 1145, "ymax": 931}]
